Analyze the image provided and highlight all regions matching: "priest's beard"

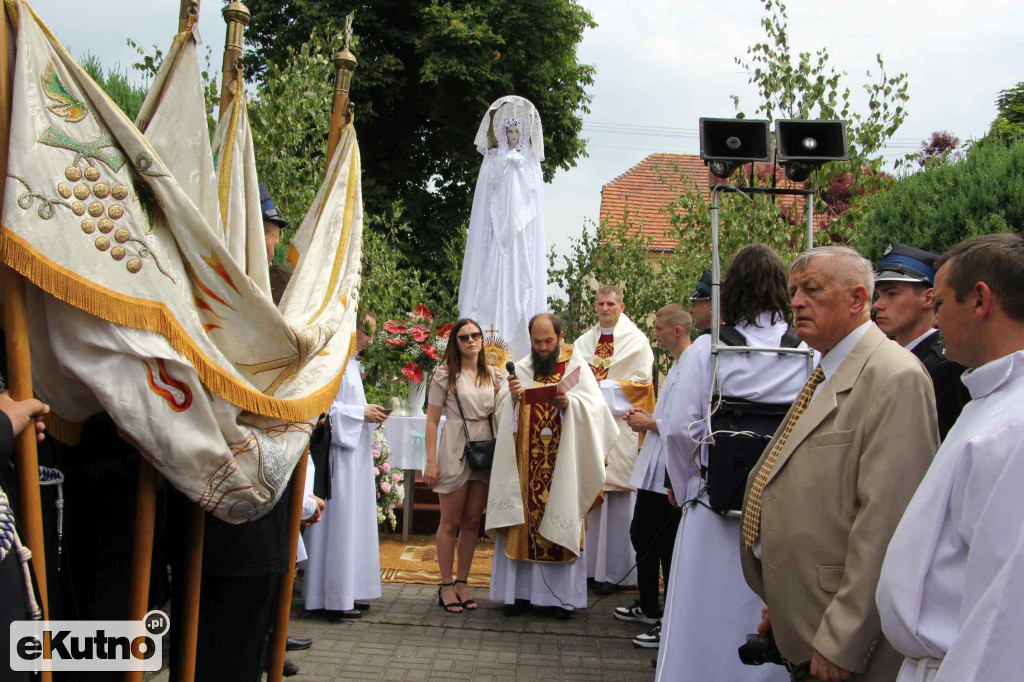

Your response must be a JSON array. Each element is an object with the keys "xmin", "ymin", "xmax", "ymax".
[{"xmin": 531, "ymin": 347, "xmax": 559, "ymax": 377}]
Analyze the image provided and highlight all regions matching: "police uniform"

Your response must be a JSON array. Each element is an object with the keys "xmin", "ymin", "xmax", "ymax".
[{"xmin": 876, "ymin": 243, "xmax": 970, "ymax": 439}]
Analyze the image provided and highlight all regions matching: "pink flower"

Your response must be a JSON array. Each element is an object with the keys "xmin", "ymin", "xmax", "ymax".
[
  {"xmin": 401, "ymin": 362, "xmax": 424, "ymax": 383},
  {"xmin": 383, "ymin": 320, "xmax": 407, "ymax": 334},
  {"xmin": 412, "ymin": 305, "xmax": 433, "ymax": 322},
  {"xmin": 409, "ymin": 324, "xmax": 430, "ymax": 342},
  {"xmin": 374, "ymin": 467, "xmax": 380, "ymax": 476},
  {"xmin": 392, "ymin": 473, "xmax": 401, "ymax": 483},
  {"xmin": 422, "ymin": 344, "xmax": 440, "ymax": 360},
  {"xmin": 435, "ymin": 323, "xmax": 453, "ymax": 340},
  {"xmin": 381, "ymin": 481, "xmax": 392, "ymax": 493},
  {"xmin": 372, "ymin": 448, "xmax": 381, "ymax": 459},
  {"xmin": 381, "ymin": 462, "xmax": 391, "ymax": 473},
  {"xmin": 385, "ymin": 338, "xmax": 408, "ymax": 346}
]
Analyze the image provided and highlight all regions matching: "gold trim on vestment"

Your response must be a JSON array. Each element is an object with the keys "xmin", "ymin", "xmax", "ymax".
[
  {"xmin": 504, "ymin": 345, "xmax": 580, "ymax": 564},
  {"xmin": 0, "ymin": 226, "xmax": 348, "ymax": 421}
]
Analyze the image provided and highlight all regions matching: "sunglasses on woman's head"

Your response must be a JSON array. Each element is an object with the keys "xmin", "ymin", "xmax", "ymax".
[{"xmin": 457, "ymin": 331, "xmax": 482, "ymax": 342}]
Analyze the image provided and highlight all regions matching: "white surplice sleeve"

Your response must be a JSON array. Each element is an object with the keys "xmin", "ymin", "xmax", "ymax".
[
  {"xmin": 329, "ymin": 368, "xmax": 366, "ymax": 450},
  {"xmin": 661, "ymin": 338, "xmax": 711, "ymax": 491},
  {"xmin": 301, "ymin": 453, "xmax": 317, "ymax": 520}
]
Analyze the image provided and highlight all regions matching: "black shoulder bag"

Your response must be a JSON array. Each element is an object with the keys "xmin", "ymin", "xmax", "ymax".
[{"xmin": 453, "ymin": 390, "xmax": 495, "ymax": 471}]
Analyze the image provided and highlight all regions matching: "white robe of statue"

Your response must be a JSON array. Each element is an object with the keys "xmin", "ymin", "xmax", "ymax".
[
  {"xmin": 459, "ymin": 96, "xmax": 547, "ymax": 361},
  {"xmin": 656, "ymin": 315, "xmax": 809, "ymax": 682},
  {"xmin": 302, "ymin": 359, "xmax": 381, "ymax": 611}
]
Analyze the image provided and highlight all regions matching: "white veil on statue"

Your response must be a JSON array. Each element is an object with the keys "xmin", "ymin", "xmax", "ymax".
[{"xmin": 459, "ymin": 96, "xmax": 547, "ymax": 362}]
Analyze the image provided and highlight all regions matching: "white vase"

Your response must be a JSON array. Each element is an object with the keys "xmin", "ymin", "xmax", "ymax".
[{"xmin": 407, "ymin": 380, "xmax": 427, "ymax": 417}]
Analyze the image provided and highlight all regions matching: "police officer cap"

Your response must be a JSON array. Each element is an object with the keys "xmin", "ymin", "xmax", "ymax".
[
  {"xmin": 259, "ymin": 182, "xmax": 289, "ymax": 230},
  {"xmin": 689, "ymin": 269, "xmax": 713, "ymax": 301},
  {"xmin": 875, "ymin": 243, "xmax": 938, "ymax": 285}
]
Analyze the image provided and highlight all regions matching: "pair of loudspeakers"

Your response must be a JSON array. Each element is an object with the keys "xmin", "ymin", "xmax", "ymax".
[{"xmin": 698, "ymin": 118, "xmax": 849, "ymax": 182}]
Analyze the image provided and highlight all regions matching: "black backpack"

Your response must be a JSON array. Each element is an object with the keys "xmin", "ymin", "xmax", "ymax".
[{"xmin": 705, "ymin": 325, "xmax": 802, "ymax": 514}]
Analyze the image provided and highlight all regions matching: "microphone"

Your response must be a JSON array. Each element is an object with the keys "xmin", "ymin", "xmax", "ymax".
[{"xmin": 505, "ymin": 361, "xmax": 516, "ymax": 379}]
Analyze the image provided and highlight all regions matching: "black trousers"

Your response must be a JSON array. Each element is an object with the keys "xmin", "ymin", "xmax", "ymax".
[
  {"xmin": 629, "ymin": 489, "xmax": 681, "ymax": 618},
  {"xmin": 168, "ymin": 571, "xmax": 280, "ymax": 682}
]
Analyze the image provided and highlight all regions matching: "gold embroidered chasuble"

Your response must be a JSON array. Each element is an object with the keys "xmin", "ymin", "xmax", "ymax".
[
  {"xmin": 504, "ymin": 347, "xmax": 582, "ymax": 563},
  {"xmin": 590, "ymin": 332, "xmax": 614, "ymax": 381}
]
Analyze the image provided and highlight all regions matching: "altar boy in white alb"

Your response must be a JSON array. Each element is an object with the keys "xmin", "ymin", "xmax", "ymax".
[
  {"xmin": 573, "ymin": 286, "xmax": 654, "ymax": 592},
  {"xmin": 303, "ymin": 311, "xmax": 386, "ymax": 618},
  {"xmin": 877, "ymin": 234, "xmax": 1024, "ymax": 682}
]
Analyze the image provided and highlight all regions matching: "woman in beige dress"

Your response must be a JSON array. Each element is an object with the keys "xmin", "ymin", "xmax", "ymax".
[{"xmin": 424, "ymin": 318, "xmax": 501, "ymax": 613}]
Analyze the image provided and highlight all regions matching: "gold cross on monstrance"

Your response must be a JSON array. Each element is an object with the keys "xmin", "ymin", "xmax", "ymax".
[{"xmin": 485, "ymin": 325, "xmax": 500, "ymax": 336}]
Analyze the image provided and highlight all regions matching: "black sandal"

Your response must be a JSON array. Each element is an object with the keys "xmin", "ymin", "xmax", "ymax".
[
  {"xmin": 454, "ymin": 579, "xmax": 477, "ymax": 610},
  {"xmin": 437, "ymin": 582, "xmax": 463, "ymax": 613}
]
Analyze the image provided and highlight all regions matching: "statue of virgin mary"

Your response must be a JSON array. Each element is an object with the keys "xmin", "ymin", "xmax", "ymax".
[{"xmin": 458, "ymin": 96, "xmax": 547, "ymax": 362}]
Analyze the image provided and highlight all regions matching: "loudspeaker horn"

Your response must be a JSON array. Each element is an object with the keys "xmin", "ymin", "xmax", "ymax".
[
  {"xmin": 699, "ymin": 118, "xmax": 771, "ymax": 179},
  {"xmin": 775, "ymin": 119, "xmax": 849, "ymax": 182}
]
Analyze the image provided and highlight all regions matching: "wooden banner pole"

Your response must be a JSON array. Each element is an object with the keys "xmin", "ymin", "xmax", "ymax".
[
  {"xmin": 0, "ymin": 10, "xmax": 52, "ymax": 682},
  {"xmin": 219, "ymin": 2, "xmax": 249, "ymax": 120}
]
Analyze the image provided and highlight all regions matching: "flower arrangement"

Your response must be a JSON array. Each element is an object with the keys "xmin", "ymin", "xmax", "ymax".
[
  {"xmin": 381, "ymin": 305, "xmax": 452, "ymax": 384},
  {"xmin": 373, "ymin": 428, "xmax": 404, "ymax": 530}
]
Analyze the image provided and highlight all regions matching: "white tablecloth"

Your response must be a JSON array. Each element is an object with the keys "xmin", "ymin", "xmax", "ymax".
[{"xmin": 383, "ymin": 415, "xmax": 446, "ymax": 471}]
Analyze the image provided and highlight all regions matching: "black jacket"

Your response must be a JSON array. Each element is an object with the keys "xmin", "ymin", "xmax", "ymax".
[{"xmin": 911, "ymin": 330, "xmax": 971, "ymax": 440}]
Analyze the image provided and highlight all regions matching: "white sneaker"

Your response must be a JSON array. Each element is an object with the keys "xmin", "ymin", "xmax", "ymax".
[
  {"xmin": 633, "ymin": 623, "xmax": 661, "ymax": 649},
  {"xmin": 613, "ymin": 604, "xmax": 660, "ymax": 625}
]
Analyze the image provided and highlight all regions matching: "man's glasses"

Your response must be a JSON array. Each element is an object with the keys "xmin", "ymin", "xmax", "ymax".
[
  {"xmin": 457, "ymin": 331, "xmax": 482, "ymax": 342},
  {"xmin": 357, "ymin": 327, "xmax": 372, "ymax": 336}
]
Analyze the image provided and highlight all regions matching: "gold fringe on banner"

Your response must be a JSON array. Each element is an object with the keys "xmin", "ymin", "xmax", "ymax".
[
  {"xmin": 0, "ymin": 227, "xmax": 350, "ymax": 422},
  {"xmin": 39, "ymin": 409, "xmax": 82, "ymax": 446}
]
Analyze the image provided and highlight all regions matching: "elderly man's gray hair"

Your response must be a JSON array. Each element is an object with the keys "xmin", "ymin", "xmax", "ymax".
[{"xmin": 790, "ymin": 246, "xmax": 875, "ymax": 300}]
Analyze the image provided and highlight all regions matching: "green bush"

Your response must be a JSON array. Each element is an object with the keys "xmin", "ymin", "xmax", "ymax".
[{"xmin": 854, "ymin": 138, "xmax": 1024, "ymax": 261}]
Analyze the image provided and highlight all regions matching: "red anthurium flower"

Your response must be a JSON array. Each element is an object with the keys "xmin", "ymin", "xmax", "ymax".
[
  {"xmin": 409, "ymin": 324, "xmax": 430, "ymax": 342},
  {"xmin": 385, "ymin": 338, "xmax": 408, "ymax": 346},
  {"xmin": 422, "ymin": 344, "xmax": 440, "ymax": 360},
  {"xmin": 401, "ymin": 362, "xmax": 424, "ymax": 383},
  {"xmin": 435, "ymin": 323, "xmax": 453, "ymax": 339},
  {"xmin": 412, "ymin": 304, "xmax": 433, "ymax": 322},
  {"xmin": 383, "ymin": 320, "xmax": 407, "ymax": 334}
]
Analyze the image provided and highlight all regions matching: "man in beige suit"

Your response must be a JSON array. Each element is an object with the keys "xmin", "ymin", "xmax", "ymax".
[{"xmin": 739, "ymin": 246, "xmax": 939, "ymax": 682}]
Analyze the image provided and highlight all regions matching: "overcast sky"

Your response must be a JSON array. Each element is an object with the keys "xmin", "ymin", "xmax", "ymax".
[{"xmin": 29, "ymin": 0, "xmax": 1024, "ymax": 259}]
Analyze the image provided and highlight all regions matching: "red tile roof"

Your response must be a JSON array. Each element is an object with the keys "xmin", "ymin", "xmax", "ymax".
[{"xmin": 599, "ymin": 154, "xmax": 831, "ymax": 252}]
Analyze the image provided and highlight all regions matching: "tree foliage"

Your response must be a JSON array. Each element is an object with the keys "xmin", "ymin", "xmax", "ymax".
[
  {"xmin": 988, "ymin": 81, "xmax": 1024, "ymax": 143},
  {"xmin": 548, "ymin": 216, "xmax": 692, "ymax": 374},
  {"xmin": 854, "ymin": 137, "xmax": 1024, "ymax": 261},
  {"xmin": 247, "ymin": 26, "xmax": 341, "ymax": 258},
  {"xmin": 636, "ymin": 0, "xmax": 912, "ymax": 289},
  {"xmin": 733, "ymin": 0, "xmax": 909, "ymax": 165},
  {"xmin": 238, "ymin": 0, "xmax": 596, "ymax": 270},
  {"xmin": 79, "ymin": 53, "xmax": 149, "ymax": 122}
]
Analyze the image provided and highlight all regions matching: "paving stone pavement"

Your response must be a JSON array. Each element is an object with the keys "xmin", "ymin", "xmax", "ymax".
[{"xmin": 280, "ymin": 583, "xmax": 658, "ymax": 681}]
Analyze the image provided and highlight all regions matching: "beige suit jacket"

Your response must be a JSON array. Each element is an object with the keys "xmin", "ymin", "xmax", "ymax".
[{"xmin": 740, "ymin": 324, "xmax": 938, "ymax": 680}]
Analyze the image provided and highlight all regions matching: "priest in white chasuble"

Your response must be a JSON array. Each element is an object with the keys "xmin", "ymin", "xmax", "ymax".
[
  {"xmin": 573, "ymin": 285, "xmax": 655, "ymax": 590},
  {"xmin": 877, "ymin": 234, "xmax": 1024, "ymax": 682},
  {"xmin": 488, "ymin": 313, "xmax": 619, "ymax": 617}
]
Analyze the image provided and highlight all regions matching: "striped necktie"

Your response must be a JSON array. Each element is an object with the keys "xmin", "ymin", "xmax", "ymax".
[{"xmin": 742, "ymin": 365, "xmax": 826, "ymax": 549}]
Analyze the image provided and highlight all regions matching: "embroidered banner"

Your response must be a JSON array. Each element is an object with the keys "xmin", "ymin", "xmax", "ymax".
[{"xmin": 2, "ymin": 0, "xmax": 362, "ymax": 521}]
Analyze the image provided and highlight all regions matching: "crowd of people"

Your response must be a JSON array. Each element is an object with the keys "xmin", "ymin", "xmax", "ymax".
[{"xmin": 1, "ymin": 177, "xmax": 1022, "ymax": 682}]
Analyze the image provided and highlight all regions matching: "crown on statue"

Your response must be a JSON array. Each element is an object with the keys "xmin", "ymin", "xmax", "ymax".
[{"xmin": 504, "ymin": 116, "xmax": 523, "ymax": 132}]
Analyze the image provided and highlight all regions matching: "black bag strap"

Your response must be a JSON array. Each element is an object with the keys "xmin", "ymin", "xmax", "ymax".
[{"xmin": 717, "ymin": 325, "xmax": 746, "ymax": 347}]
